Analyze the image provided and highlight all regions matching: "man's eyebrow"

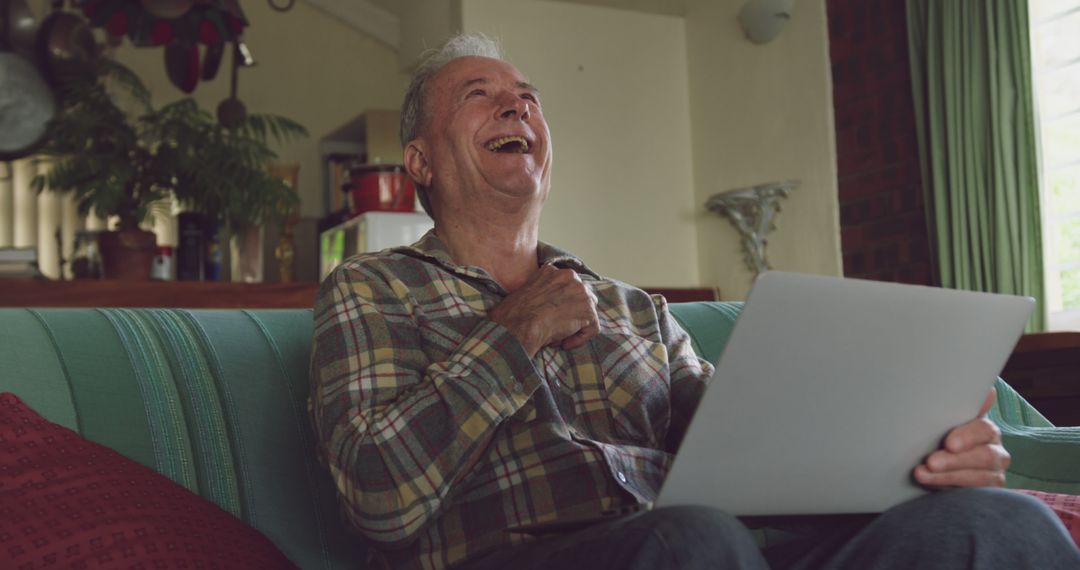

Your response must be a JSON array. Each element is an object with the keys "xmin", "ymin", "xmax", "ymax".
[{"xmin": 459, "ymin": 77, "xmax": 540, "ymax": 94}]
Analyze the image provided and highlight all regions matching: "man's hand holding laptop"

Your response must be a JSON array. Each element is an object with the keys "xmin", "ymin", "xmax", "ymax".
[{"xmin": 914, "ymin": 387, "xmax": 1011, "ymax": 489}]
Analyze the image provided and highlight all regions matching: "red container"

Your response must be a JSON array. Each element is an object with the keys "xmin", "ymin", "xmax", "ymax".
[{"xmin": 344, "ymin": 164, "xmax": 416, "ymax": 216}]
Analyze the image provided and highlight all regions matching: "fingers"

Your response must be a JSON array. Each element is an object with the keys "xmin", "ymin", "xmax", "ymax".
[
  {"xmin": 533, "ymin": 266, "xmax": 599, "ymax": 350},
  {"xmin": 944, "ymin": 417, "xmax": 1001, "ymax": 453},
  {"xmin": 532, "ymin": 266, "xmax": 587, "ymax": 302},
  {"xmin": 573, "ymin": 284, "xmax": 600, "ymax": 346},
  {"xmin": 914, "ymin": 403, "xmax": 1011, "ymax": 490},
  {"xmin": 561, "ymin": 313, "xmax": 601, "ymax": 350},
  {"xmin": 559, "ymin": 286, "xmax": 600, "ymax": 350},
  {"xmin": 977, "ymin": 387, "xmax": 997, "ymax": 418},
  {"xmin": 923, "ymin": 443, "xmax": 1011, "ymax": 474},
  {"xmin": 923, "ymin": 399, "xmax": 1004, "ymax": 490},
  {"xmin": 494, "ymin": 264, "xmax": 600, "ymax": 354},
  {"xmin": 913, "ymin": 464, "xmax": 1007, "ymax": 488}
]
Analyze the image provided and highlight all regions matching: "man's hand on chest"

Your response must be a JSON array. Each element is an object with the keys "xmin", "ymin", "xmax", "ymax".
[{"xmin": 488, "ymin": 264, "xmax": 600, "ymax": 357}]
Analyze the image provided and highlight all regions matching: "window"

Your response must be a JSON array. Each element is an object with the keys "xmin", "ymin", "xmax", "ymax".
[{"xmin": 1033, "ymin": 0, "xmax": 1080, "ymax": 329}]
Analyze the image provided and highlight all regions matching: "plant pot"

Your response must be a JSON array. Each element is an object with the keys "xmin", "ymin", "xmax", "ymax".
[
  {"xmin": 97, "ymin": 229, "xmax": 158, "ymax": 281},
  {"xmin": 345, "ymin": 164, "xmax": 415, "ymax": 217}
]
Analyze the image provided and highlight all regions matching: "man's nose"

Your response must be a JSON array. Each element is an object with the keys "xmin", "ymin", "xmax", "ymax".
[{"xmin": 497, "ymin": 94, "xmax": 530, "ymax": 120}]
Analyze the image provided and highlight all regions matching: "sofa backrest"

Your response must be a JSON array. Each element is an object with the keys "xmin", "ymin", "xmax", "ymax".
[{"xmin": 0, "ymin": 303, "xmax": 741, "ymax": 568}]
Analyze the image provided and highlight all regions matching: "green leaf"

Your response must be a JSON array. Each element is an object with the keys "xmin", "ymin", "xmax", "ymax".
[{"xmin": 36, "ymin": 55, "xmax": 308, "ymax": 229}]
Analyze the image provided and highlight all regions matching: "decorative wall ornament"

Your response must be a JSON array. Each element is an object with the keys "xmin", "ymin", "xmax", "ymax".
[
  {"xmin": 706, "ymin": 181, "xmax": 797, "ymax": 275},
  {"xmin": 76, "ymin": 0, "xmax": 250, "ymax": 93}
]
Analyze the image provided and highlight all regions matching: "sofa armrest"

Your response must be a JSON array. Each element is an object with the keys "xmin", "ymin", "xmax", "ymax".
[{"xmin": 992, "ymin": 378, "xmax": 1080, "ymax": 494}]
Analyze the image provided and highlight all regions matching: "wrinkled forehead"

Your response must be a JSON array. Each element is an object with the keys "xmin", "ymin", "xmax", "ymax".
[{"xmin": 431, "ymin": 56, "xmax": 535, "ymax": 98}]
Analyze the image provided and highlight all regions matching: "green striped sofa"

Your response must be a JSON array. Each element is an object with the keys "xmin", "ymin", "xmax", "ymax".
[{"xmin": 2, "ymin": 304, "xmax": 1079, "ymax": 569}]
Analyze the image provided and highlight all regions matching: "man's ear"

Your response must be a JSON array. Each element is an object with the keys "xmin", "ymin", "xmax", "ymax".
[{"xmin": 404, "ymin": 140, "xmax": 433, "ymax": 187}]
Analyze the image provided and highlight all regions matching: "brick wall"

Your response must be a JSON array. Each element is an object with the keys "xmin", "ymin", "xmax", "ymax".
[{"xmin": 827, "ymin": 0, "xmax": 934, "ymax": 285}]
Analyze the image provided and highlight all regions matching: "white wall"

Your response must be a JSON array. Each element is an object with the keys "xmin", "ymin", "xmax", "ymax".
[
  {"xmin": 685, "ymin": 0, "xmax": 842, "ymax": 299},
  {"xmin": 31, "ymin": 0, "xmax": 842, "ymax": 292},
  {"xmin": 111, "ymin": 1, "xmax": 413, "ymax": 220},
  {"xmin": 376, "ymin": 0, "xmax": 464, "ymax": 69},
  {"xmin": 462, "ymin": 0, "xmax": 702, "ymax": 287}
]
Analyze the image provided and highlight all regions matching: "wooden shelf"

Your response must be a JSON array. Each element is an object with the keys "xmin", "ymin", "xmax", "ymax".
[{"xmin": 0, "ymin": 279, "xmax": 321, "ymax": 309}]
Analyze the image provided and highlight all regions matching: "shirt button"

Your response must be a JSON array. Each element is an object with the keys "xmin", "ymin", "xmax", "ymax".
[{"xmin": 617, "ymin": 472, "xmax": 628, "ymax": 484}]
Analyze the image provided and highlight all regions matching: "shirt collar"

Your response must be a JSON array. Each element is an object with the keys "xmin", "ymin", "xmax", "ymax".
[{"xmin": 392, "ymin": 229, "xmax": 601, "ymax": 285}]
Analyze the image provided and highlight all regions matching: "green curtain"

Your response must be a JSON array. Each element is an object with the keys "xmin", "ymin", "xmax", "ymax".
[{"xmin": 907, "ymin": 0, "xmax": 1046, "ymax": 331}]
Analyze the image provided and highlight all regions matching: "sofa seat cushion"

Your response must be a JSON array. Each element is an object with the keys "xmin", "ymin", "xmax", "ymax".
[{"xmin": 0, "ymin": 392, "xmax": 297, "ymax": 569}]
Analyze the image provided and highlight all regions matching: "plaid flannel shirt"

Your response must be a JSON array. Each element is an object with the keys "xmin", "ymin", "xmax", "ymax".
[{"xmin": 309, "ymin": 231, "xmax": 713, "ymax": 570}]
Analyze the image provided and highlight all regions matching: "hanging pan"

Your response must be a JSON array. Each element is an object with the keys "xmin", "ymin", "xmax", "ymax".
[
  {"xmin": 201, "ymin": 41, "xmax": 224, "ymax": 81},
  {"xmin": 0, "ymin": 0, "xmax": 57, "ymax": 160},
  {"xmin": 5, "ymin": 0, "xmax": 36, "ymax": 60},
  {"xmin": 35, "ymin": 1, "xmax": 97, "ymax": 87}
]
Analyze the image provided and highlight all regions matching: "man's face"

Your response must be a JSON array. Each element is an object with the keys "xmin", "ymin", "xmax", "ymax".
[{"xmin": 411, "ymin": 56, "xmax": 552, "ymax": 212}]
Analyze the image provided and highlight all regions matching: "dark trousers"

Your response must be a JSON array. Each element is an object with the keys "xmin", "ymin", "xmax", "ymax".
[{"xmin": 458, "ymin": 488, "xmax": 1080, "ymax": 569}]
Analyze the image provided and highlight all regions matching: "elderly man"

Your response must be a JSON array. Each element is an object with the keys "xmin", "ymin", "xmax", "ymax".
[{"xmin": 309, "ymin": 34, "xmax": 1080, "ymax": 570}]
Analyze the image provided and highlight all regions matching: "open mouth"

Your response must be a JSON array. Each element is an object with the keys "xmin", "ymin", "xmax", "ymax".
[{"xmin": 485, "ymin": 135, "xmax": 531, "ymax": 154}]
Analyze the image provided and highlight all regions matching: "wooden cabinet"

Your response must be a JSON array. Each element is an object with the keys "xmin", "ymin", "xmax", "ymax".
[{"xmin": 1000, "ymin": 332, "xmax": 1080, "ymax": 427}]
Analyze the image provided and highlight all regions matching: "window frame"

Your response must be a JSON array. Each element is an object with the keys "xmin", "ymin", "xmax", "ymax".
[{"xmin": 1033, "ymin": 0, "xmax": 1080, "ymax": 329}]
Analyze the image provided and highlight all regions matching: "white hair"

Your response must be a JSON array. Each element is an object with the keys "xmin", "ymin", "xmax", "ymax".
[{"xmin": 399, "ymin": 33, "xmax": 504, "ymax": 147}]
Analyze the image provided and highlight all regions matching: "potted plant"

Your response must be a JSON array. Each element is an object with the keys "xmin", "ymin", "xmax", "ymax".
[{"xmin": 32, "ymin": 58, "xmax": 307, "ymax": 280}]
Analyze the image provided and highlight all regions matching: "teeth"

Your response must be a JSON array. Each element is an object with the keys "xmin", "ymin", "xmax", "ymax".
[{"xmin": 486, "ymin": 136, "xmax": 530, "ymax": 153}]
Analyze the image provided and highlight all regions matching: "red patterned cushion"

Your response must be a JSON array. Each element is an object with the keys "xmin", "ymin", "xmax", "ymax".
[
  {"xmin": 1018, "ymin": 489, "xmax": 1080, "ymax": 548},
  {"xmin": 0, "ymin": 392, "xmax": 297, "ymax": 569}
]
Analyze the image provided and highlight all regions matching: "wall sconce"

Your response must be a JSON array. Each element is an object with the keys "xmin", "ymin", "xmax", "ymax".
[
  {"xmin": 738, "ymin": 0, "xmax": 795, "ymax": 44},
  {"xmin": 706, "ymin": 181, "xmax": 797, "ymax": 275}
]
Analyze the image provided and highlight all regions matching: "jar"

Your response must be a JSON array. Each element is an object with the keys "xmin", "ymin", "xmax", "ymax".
[
  {"xmin": 70, "ymin": 230, "xmax": 104, "ymax": 279},
  {"xmin": 151, "ymin": 246, "xmax": 174, "ymax": 281}
]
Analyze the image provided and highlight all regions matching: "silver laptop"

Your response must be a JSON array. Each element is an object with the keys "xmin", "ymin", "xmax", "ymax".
[
  {"xmin": 657, "ymin": 271, "xmax": 1033, "ymax": 515},
  {"xmin": 510, "ymin": 271, "xmax": 1033, "ymax": 534}
]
